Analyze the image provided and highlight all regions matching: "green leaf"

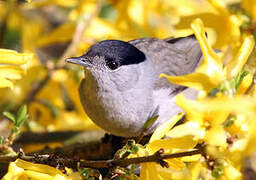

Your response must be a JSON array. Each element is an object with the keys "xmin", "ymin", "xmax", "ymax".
[
  {"xmin": 223, "ymin": 115, "xmax": 236, "ymax": 127},
  {"xmin": 198, "ymin": 177, "xmax": 205, "ymax": 180},
  {"xmin": 12, "ymin": 126, "xmax": 19, "ymax": 134},
  {"xmin": 0, "ymin": 136, "xmax": 4, "ymax": 144},
  {"xmin": 253, "ymin": 30, "xmax": 256, "ymax": 42},
  {"xmin": 3, "ymin": 112, "xmax": 16, "ymax": 123},
  {"xmin": 131, "ymin": 144, "xmax": 139, "ymax": 154},
  {"xmin": 234, "ymin": 71, "xmax": 249, "ymax": 90},
  {"xmin": 16, "ymin": 105, "xmax": 28, "ymax": 127},
  {"xmin": 143, "ymin": 115, "xmax": 159, "ymax": 129},
  {"xmin": 126, "ymin": 140, "xmax": 139, "ymax": 154},
  {"xmin": 212, "ymin": 167, "xmax": 224, "ymax": 179},
  {"xmin": 114, "ymin": 140, "xmax": 141, "ymax": 159},
  {"xmin": 2, "ymin": 28, "xmax": 21, "ymax": 49},
  {"xmin": 219, "ymin": 80, "xmax": 232, "ymax": 96},
  {"xmin": 79, "ymin": 168, "xmax": 100, "ymax": 180},
  {"xmin": 208, "ymin": 88, "xmax": 220, "ymax": 97},
  {"xmin": 218, "ymin": 71, "xmax": 249, "ymax": 96},
  {"xmin": 240, "ymin": 22, "xmax": 250, "ymax": 31},
  {"xmin": 99, "ymin": 2, "xmax": 117, "ymax": 21}
]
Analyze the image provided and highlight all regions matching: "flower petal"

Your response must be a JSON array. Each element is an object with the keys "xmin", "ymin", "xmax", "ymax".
[
  {"xmin": 206, "ymin": 126, "xmax": 227, "ymax": 147},
  {"xmin": 225, "ymin": 35, "xmax": 255, "ymax": 78},
  {"xmin": 175, "ymin": 94, "xmax": 204, "ymax": 124},
  {"xmin": 0, "ymin": 77, "xmax": 13, "ymax": 88},
  {"xmin": 140, "ymin": 163, "xmax": 160, "ymax": 180},
  {"xmin": 181, "ymin": 154, "xmax": 201, "ymax": 162},
  {"xmin": 237, "ymin": 73, "xmax": 253, "ymax": 94},
  {"xmin": 0, "ymin": 49, "xmax": 32, "ymax": 65},
  {"xmin": 148, "ymin": 136, "xmax": 197, "ymax": 153},
  {"xmin": 165, "ymin": 159, "xmax": 186, "ymax": 170},
  {"xmin": 160, "ymin": 72, "xmax": 215, "ymax": 91},
  {"xmin": 0, "ymin": 66, "xmax": 24, "ymax": 80},
  {"xmin": 191, "ymin": 18, "xmax": 225, "ymax": 82},
  {"xmin": 15, "ymin": 159, "xmax": 64, "ymax": 176},
  {"xmin": 166, "ymin": 122, "xmax": 205, "ymax": 139},
  {"xmin": 149, "ymin": 113, "xmax": 184, "ymax": 143}
]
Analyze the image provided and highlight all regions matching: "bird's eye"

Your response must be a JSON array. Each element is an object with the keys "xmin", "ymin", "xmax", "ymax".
[{"xmin": 106, "ymin": 60, "xmax": 119, "ymax": 70}]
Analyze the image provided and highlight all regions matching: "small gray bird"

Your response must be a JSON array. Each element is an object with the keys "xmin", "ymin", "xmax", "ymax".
[{"xmin": 66, "ymin": 35, "xmax": 202, "ymax": 137}]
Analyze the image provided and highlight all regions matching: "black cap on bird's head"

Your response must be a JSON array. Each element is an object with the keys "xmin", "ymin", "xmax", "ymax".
[{"xmin": 66, "ymin": 40, "xmax": 146, "ymax": 71}]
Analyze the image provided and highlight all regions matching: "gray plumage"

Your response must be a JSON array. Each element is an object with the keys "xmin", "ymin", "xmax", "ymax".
[
  {"xmin": 66, "ymin": 35, "xmax": 202, "ymax": 137},
  {"xmin": 130, "ymin": 35, "xmax": 202, "ymax": 89}
]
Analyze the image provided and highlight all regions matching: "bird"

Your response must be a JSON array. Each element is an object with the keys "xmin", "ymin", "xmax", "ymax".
[{"xmin": 66, "ymin": 35, "xmax": 203, "ymax": 137}]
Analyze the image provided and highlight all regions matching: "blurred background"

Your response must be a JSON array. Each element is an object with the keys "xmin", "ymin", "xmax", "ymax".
[{"xmin": 0, "ymin": 0, "xmax": 255, "ymax": 173}]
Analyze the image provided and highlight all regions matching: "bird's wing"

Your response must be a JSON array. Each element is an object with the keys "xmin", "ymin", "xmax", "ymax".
[{"xmin": 129, "ymin": 35, "xmax": 202, "ymax": 90}]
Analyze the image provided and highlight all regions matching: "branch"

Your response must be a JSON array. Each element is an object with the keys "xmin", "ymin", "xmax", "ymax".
[
  {"xmin": 14, "ymin": 130, "xmax": 84, "ymax": 144},
  {"xmin": 0, "ymin": 149, "xmax": 202, "ymax": 169},
  {"xmin": 26, "ymin": 134, "xmax": 126, "ymax": 160},
  {"xmin": 22, "ymin": 69, "xmax": 53, "ymax": 104}
]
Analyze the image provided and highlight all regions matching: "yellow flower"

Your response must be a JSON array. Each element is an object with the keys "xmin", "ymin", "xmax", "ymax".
[
  {"xmin": 175, "ymin": 0, "xmax": 242, "ymax": 49},
  {"xmin": 27, "ymin": 69, "xmax": 98, "ymax": 132},
  {"xmin": 36, "ymin": 23, "xmax": 75, "ymax": 48},
  {"xmin": 0, "ymin": 66, "xmax": 98, "ymax": 134},
  {"xmin": 0, "ymin": 49, "xmax": 31, "ymax": 89},
  {"xmin": 138, "ymin": 113, "xmax": 200, "ymax": 180},
  {"xmin": 0, "ymin": 66, "xmax": 46, "ymax": 103},
  {"xmin": 2, "ymin": 1, "xmax": 256, "ymax": 179},
  {"xmin": 189, "ymin": 158, "xmax": 242, "ymax": 180},
  {"xmin": 244, "ymin": 116, "xmax": 256, "ymax": 157},
  {"xmin": 161, "ymin": 18, "xmax": 255, "ymax": 93},
  {"xmin": 174, "ymin": 92, "xmax": 256, "ymax": 179},
  {"xmin": 174, "ymin": 94, "xmax": 229, "ymax": 147},
  {"xmin": 161, "ymin": 14, "xmax": 255, "ymax": 153},
  {"xmin": 2, "ymin": 159, "xmax": 82, "ymax": 180},
  {"xmin": 69, "ymin": 0, "xmax": 99, "ymax": 21},
  {"xmin": 21, "ymin": 19, "xmax": 43, "ymax": 61},
  {"xmin": 242, "ymin": 0, "xmax": 256, "ymax": 20}
]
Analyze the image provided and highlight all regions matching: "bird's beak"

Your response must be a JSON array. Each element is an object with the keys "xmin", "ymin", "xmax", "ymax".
[{"xmin": 66, "ymin": 56, "xmax": 92, "ymax": 68}]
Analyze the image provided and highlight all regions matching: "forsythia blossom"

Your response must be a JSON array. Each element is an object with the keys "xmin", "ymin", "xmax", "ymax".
[
  {"xmin": 0, "ymin": 49, "xmax": 31, "ymax": 89},
  {"xmin": 2, "ymin": 0, "xmax": 256, "ymax": 179},
  {"xmin": 2, "ymin": 159, "xmax": 81, "ymax": 180},
  {"xmin": 160, "ymin": 18, "xmax": 255, "ymax": 179}
]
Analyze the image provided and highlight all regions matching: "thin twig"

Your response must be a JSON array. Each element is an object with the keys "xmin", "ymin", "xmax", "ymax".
[
  {"xmin": 22, "ymin": 69, "xmax": 54, "ymax": 104},
  {"xmin": 0, "ymin": 149, "xmax": 202, "ymax": 169}
]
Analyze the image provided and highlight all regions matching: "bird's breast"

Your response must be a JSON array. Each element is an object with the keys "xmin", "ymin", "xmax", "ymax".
[{"xmin": 79, "ymin": 77, "xmax": 153, "ymax": 137}]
